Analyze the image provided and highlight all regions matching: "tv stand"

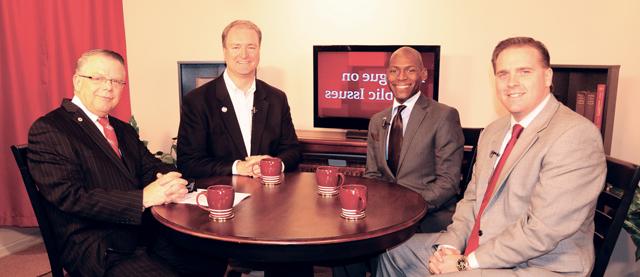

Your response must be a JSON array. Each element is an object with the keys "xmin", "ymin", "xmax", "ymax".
[
  {"xmin": 345, "ymin": 130, "xmax": 368, "ymax": 140},
  {"xmin": 296, "ymin": 130, "xmax": 367, "ymax": 176}
]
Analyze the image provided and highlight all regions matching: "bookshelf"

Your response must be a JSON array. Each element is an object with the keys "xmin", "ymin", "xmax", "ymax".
[{"xmin": 551, "ymin": 65, "xmax": 619, "ymax": 154}]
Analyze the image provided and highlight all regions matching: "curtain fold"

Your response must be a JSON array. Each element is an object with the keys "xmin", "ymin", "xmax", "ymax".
[{"xmin": 0, "ymin": 0, "xmax": 130, "ymax": 226}]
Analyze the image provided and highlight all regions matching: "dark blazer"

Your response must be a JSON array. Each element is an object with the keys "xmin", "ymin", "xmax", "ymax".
[
  {"xmin": 177, "ymin": 76, "xmax": 301, "ymax": 178},
  {"xmin": 365, "ymin": 94, "xmax": 464, "ymax": 232},
  {"xmin": 27, "ymin": 99, "xmax": 175, "ymax": 277}
]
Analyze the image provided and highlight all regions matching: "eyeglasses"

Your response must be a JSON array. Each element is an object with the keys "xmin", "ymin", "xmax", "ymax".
[{"xmin": 77, "ymin": 75, "xmax": 127, "ymax": 88}]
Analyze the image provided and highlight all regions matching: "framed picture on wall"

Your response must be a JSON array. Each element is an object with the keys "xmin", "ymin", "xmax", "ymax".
[{"xmin": 178, "ymin": 61, "xmax": 226, "ymax": 106}]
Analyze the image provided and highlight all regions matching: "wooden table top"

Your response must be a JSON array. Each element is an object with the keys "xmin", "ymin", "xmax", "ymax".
[{"xmin": 151, "ymin": 172, "xmax": 426, "ymax": 262}]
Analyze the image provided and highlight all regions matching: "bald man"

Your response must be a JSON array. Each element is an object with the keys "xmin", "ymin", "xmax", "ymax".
[
  {"xmin": 366, "ymin": 46, "xmax": 464, "ymax": 232},
  {"xmin": 334, "ymin": 46, "xmax": 464, "ymax": 277}
]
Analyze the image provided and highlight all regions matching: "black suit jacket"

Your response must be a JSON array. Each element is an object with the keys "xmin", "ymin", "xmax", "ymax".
[
  {"xmin": 27, "ymin": 99, "xmax": 175, "ymax": 276},
  {"xmin": 177, "ymin": 76, "xmax": 300, "ymax": 178}
]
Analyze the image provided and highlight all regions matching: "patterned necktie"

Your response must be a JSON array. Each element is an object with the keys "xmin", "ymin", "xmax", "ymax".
[
  {"xmin": 97, "ymin": 117, "xmax": 121, "ymax": 158},
  {"xmin": 387, "ymin": 105, "xmax": 406, "ymax": 175},
  {"xmin": 465, "ymin": 124, "xmax": 524, "ymax": 255}
]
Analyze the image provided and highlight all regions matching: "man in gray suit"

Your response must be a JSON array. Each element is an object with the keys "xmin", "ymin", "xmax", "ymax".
[
  {"xmin": 366, "ymin": 46, "xmax": 464, "ymax": 233},
  {"xmin": 334, "ymin": 46, "xmax": 464, "ymax": 277},
  {"xmin": 377, "ymin": 37, "xmax": 606, "ymax": 276}
]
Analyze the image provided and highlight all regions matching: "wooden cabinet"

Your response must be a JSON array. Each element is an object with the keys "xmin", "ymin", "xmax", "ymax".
[
  {"xmin": 296, "ymin": 130, "xmax": 366, "ymax": 176},
  {"xmin": 551, "ymin": 65, "xmax": 619, "ymax": 154}
]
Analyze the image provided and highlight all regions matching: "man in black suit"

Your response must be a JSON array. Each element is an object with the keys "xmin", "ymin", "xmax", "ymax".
[
  {"xmin": 28, "ymin": 49, "xmax": 227, "ymax": 276},
  {"xmin": 177, "ymin": 20, "xmax": 300, "ymax": 178}
]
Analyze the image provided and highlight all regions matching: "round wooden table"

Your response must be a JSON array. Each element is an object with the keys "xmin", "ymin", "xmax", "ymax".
[{"xmin": 151, "ymin": 172, "xmax": 426, "ymax": 276}]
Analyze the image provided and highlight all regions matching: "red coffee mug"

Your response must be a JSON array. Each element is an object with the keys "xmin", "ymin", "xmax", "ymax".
[
  {"xmin": 259, "ymin": 157, "xmax": 282, "ymax": 177},
  {"xmin": 196, "ymin": 185, "xmax": 234, "ymax": 213},
  {"xmin": 315, "ymin": 166, "xmax": 345, "ymax": 188},
  {"xmin": 339, "ymin": 184, "xmax": 367, "ymax": 215}
]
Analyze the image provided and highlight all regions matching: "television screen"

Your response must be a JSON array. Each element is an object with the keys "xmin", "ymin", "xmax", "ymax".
[{"xmin": 313, "ymin": 45, "xmax": 440, "ymax": 131}]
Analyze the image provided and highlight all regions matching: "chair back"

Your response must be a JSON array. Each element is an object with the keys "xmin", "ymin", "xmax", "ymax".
[
  {"xmin": 592, "ymin": 156, "xmax": 640, "ymax": 277},
  {"xmin": 460, "ymin": 128, "xmax": 483, "ymax": 198},
  {"xmin": 10, "ymin": 145, "xmax": 65, "ymax": 277}
]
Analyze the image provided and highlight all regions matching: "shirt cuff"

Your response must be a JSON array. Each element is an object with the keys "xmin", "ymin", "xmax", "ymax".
[
  {"xmin": 435, "ymin": 244, "xmax": 458, "ymax": 252},
  {"xmin": 467, "ymin": 252, "xmax": 480, "ymax": 269},
  {"xmin": 232, "ymin": 160, "xmax": 240, "ymax": 175}
]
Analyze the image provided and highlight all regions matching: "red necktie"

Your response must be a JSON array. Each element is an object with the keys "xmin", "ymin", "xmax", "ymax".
[
  {"xmin": 465, "ymin": 124, "xmax": 524, "ymax": 255},
  {"xmin": 387, "ymin": 105, "xmax": 406, "ymax": 175},
  {"xmin": 98, "ymin": 117, "xmax": 121, "ymax": 158}
]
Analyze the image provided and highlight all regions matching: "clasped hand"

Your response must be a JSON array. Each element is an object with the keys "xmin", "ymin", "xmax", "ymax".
[
  {"xmin": 428, "ymin": 247, "xmax": 466, "ymax": 274},
  {"xmin": 236, "ymin": 155, "xmax": 271, "ymax": 177},
  {"xmin": 142, "ymin": 172, "xmax": 188, "ymax": 208}
]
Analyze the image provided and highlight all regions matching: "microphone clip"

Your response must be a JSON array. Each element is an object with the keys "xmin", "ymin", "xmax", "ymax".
[{"xmin": 382, "ymin": 117, "xmax": 390, "ymax": 129}]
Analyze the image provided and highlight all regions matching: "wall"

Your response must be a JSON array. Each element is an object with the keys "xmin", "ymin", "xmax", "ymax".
[{"xmin": 122, "ymin": 0, "xmax": 639, "ymax": 164}]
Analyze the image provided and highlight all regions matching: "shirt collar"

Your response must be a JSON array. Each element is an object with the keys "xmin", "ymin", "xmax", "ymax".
[
  {"xmin": 511, "ymin": 93, "xmax": 551, "ymax": 128},
  {"xmin": 71, "ymin": 95, "xmax": 102, "ymax": 122},
  {"xmin": 392, "ymin": 91, "xmax": 421, "ymax": 113},
  {"xmin": 223, "ymin": 69, "xmax": 256, "ymax": 96}
]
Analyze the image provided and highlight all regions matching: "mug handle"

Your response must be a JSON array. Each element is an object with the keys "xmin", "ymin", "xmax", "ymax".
[
  {"xmin": 358, "ymin": 191, "xmax": 367, "ymax": 212},
  {"xmin": 196, "ymin": 191, "xmax": 211, "ymax": 212},
  {"xmin": 337, "ymin": 172, "xmax": 345, "ymax": 188}
]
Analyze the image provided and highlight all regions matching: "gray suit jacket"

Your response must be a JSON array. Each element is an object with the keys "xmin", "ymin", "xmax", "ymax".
[
  {"xmin": 365, "ymin": 94, "xmax": 464, "ymax": 232},
  {"xmin": 436, "ymin": 95, "xmax": 606, "ymax": 276}
]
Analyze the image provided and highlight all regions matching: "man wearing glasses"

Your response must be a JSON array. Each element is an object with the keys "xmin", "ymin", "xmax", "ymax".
[{"xmin": 27, "ymin": 49, "xmax": 227, "ymax": 276}]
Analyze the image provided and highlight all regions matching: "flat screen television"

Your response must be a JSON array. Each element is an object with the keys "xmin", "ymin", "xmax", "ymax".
[{"xmin": 313, "ymin": 45, "xmax": 440, "ymax": 134}]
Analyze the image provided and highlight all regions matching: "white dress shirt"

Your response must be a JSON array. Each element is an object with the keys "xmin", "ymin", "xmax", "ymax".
[{"xmin": 222, "ymin": 70, "xmax": 257, "ymax": 174}]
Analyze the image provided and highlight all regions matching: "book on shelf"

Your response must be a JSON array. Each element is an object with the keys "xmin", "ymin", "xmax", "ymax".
[
  {"xmin": 584, "ymin": 91, "xmax": 596, "ymax": 122},
  {"xmin": 594, "ymin": 84, "xmax": 606, "ymax": 129},
  {"xmin": 575, "ymin": 91, "xmax": 586, "ymax": 116}
]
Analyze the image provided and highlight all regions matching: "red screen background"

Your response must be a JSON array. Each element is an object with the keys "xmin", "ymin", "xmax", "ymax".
[{"xmin": 317, "ymin": 51, "xmax": 435, "ymax": 119}]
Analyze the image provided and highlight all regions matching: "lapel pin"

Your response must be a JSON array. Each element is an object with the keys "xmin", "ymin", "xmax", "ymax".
[
  {"xmin": 77, "ymin": 117, "xmax": 83, "ymax": 122},
  {"xmin": 221, "ymin": 106, "xmax": 228, "ymax": 113}
]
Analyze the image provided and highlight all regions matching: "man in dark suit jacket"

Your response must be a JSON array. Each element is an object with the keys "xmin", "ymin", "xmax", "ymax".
[
  {"xmin": 177, "ymin": 20, "xmax": 300, "ymax": 178},
  {"xmin": 334, "ymin": 46, "xmax": 464, "ymax": 277},
  {"xmin": 28, "ymin": 49, "xmax": 227, "ymax": 276}
]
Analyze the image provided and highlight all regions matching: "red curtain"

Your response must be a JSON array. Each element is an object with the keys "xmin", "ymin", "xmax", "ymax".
[{"xmin": 0, "ymin": 0, "xmax": 130, "ymax": 226}]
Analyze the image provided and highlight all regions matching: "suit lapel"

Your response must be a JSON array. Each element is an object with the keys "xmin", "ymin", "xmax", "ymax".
[
  {"xmin": 397, "ymin": 94, "xmax": 429, "ymax": 173},
  {"xmin": 251, "ymin": 83, "xmax": 269, "ymax": 155},
  {"xmin": 112, "ymin": 120, "xmax": 137, "ymax": 176},
  {"xmin": 378, "ymin": 108, "xmax": 394, "ymax": 178},
  {"xmin": 61, "ymin": 100, "xmax": 132, "ymax": 177},
  {"xmin": 477, "ymin": 122, "xmax": 509, "ymax": 202},
  {"xmin": 488, "ymin": 96, "xmax": 560, "ymax": 205},
  {"xmin": 213, "ymin": 78, "xmax": 248, "ymax": 157}
]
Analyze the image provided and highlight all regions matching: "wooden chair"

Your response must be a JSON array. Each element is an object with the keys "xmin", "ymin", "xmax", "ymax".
[
  {"xmin": 460, "ymin": 128, "xmax": 483, "ymax": 198},
  {"xmin": 592, "ymin": 156, "xmax": 640, "ymax": 277},
  {"xmin": 10, "ymin": 144, "xmax": 66, "ymax": 277}
]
